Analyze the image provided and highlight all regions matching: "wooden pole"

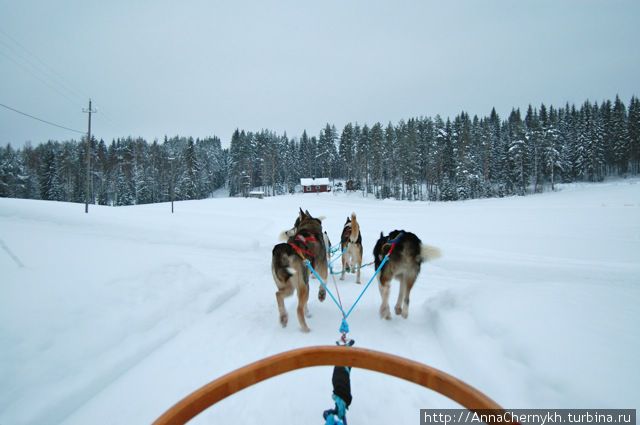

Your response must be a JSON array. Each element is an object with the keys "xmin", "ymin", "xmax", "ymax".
[{"xmin": 83, "ymin": 99, "xmax": 95, "ymax": 213}]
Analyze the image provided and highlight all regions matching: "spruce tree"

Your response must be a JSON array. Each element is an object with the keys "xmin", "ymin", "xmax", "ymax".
[
  {"xmin": 339, "ymin": 123, "xmax": 355, "ymax": 181},
  {"xmin": 369, "ymin": 122, "xmax": 384, "ymax": 198},
  {"xmin": 612, "ymin": 95, "xmax": 630, "ymax": 174},
  {"xmin": 383, "ymin": 122, "xmax": 397, "ymax": 198},
  {"xmin": 627, "ymin": 96, "xmax": 640, "ymax": 174}
]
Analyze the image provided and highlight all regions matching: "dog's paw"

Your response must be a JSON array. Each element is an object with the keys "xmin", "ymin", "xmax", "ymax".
[
  {"xmin": 401, "ymin": 310, "xmax": 409, "ymax": 319},
  {"xmin": 300, "ymin": 325, "xmax": 311, "ymax": 333},
  {"xmin": 380, "ymin": 306, "xmax": 391, "ymax": 320},
  {"xmin": 318, "ymin": 289, "xmax": 326, "ymax": 302},
  {"xmin": 280, "ymin": 313, "xmax": 288, "ymax": 327},
  {"xmin": 394, "ymin": 305, "xmax": 402, "ymax": 315}
]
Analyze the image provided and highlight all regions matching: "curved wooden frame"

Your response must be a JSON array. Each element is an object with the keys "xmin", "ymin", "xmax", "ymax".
[{"xmin": 154, "ymin": 345, "xmax": 503, "ymax": 425}]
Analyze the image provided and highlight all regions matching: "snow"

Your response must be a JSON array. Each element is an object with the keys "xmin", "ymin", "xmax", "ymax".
[{"xmin": 1, "ymin": 180, "xmax": 639, "ymax": 424}]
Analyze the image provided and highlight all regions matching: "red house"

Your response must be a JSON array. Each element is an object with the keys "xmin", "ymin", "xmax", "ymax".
[{"xmin": 301, "ymin": 178, "xmax": 331, "ymax": 193}]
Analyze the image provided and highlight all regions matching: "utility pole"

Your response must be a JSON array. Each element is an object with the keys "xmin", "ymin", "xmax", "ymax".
[{"xmin": 83, "ymin": 99, "xmax": 97, "ymax": 213}]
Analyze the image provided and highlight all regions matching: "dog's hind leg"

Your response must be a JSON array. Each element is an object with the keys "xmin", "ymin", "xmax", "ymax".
[
  {"xmin": 296, "ymin": 281, "xmax": 311, "ymax": 332},
  {"xmin": 355, "ymin": 246, "xmax": 363, "ymax": 284},
  {"xmin": 401, "ymin": 274, "xmax": 417, "ymax": 319},
  {"xmin": 378, "ymin": 274, "xmax": 392, "ymax": 320},
  {"xmin": 316, "ymin": 259, "xmax": 328, "ymax": 302},
  {"xmin": 303, "ymin": 264, "xmax": 312, "ymax": 318},
  {"xmin": 395, "ymin": 277, "xmax": 407, "ymax": 316},
  {"xmin": 275, "ymin": 283, "xmax": 294, "ymax": 328}
]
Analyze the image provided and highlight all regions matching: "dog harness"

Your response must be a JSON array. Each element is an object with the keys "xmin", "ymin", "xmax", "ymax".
[
  {"xmin": 381, "ymin": 231, "xmax": 404, "ymax": 258},
  {"xmin": 288, "ymin": 233, "xmax": 318, "ymax": 260}
]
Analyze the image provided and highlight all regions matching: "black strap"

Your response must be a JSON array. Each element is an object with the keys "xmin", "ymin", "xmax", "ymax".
[{"xmin": 332, "ymin": 366, "xmax": 352, "ymax": 407}]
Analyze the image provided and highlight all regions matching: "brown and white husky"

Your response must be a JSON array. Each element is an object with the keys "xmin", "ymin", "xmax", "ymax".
[
  {"xmin": 271, "ymin": 208, "xmax": 328, "ymax": 332},
  {"xmin": 340, "ymin": 213, "xmax": 363, "ymax": 284},
  {"xmin": 373, "ymin": 230, "xmax": 441, "ymax": 320}
]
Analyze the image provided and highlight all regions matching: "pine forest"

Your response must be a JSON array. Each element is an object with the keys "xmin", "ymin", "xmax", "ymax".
[{"xmin": 1, "ymin": 95, "xmax": 639, "ymax": 204}]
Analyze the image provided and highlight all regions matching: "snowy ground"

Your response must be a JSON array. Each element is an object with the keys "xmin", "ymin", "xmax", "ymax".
[{"xmin": 1, "ymin": 180, "xmax": 639, "ymax": 424}]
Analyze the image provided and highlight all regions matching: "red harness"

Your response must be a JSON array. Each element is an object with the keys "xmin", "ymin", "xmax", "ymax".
[{"xmin": 288, "ymin": 234, "xmax": 318, "ymax": 259}]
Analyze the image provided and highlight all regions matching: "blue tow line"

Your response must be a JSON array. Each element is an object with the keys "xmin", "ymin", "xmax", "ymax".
[
  {"xmin": 328, "ymin": 244, "xmax": 349, "ymax": 268},
  {"xmin": 313, "ymin": 239, "xmax": 399, "ymax": 425},
  {"xmin": 304, "ymin": 253, "xmax": 390, "ymax": 328},
  {"xmin": 323, "ymin": 394, "xmax": 349, "ymax": 425}
]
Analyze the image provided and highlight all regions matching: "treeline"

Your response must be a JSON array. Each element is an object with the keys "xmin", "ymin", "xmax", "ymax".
[
  {"xmin": 0, "ymin": 135, "xmax": 226, "ymax": 205},
  {"xmin": 228, "ymin": 95, "xmax": 639, "ymax": 200},
  {"xmin": 1, "ymin": 95, "xmax": 639, "ymax": 204}
]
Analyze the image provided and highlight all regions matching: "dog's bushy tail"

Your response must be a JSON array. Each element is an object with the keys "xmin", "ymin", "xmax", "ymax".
[
  {"xmin": 349, "ymin": 212, "xmax": 360, "ymax": 243},
  {"xmin": 420, "ymin": 244, "xmax": 442, "ymax": 262}
]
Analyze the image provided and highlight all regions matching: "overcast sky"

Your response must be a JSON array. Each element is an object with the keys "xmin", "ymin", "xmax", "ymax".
[{"xmin": 1, "ymin": 0, "xmax": 639, "ymax": 148}]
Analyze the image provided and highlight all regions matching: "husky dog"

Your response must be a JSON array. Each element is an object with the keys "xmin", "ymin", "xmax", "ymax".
[
  {"xmin": 340, "ymin": 213, "xmax": 363, "ymax": 284},
  {"xmin": 373, "ymin": 230, "xmax": 441, "ymax": 320},
  {"xmin": 272, "ymin": 208, "xmax": 328, "ymax": 332}
]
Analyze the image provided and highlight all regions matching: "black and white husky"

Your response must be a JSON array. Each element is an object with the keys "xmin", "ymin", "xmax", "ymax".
[
  {"xmin": 271, "ymin": 209, "xmax": 328, "ymax": 332},
  {"xmin": 373, "ymin": 230, "xmax": 441, "ymax": 320}
]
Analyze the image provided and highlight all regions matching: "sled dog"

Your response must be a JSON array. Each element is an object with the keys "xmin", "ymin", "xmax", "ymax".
[
  {"xmin": 271, "ymin": 208, "xmax": 328, "ymax": 332},
  {"xmin": 373, "ymin": 230, "xmax": 441, "ymax": 320},
  {"xmin": 340, "ymin": 213, "xmax": 363, "ymax": 284}
]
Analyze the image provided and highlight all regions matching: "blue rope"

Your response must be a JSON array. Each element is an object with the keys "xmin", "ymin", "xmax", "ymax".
[
  {"xmin": 305, "ymin": 260, "xmax": 347, "ymax": 317},
  {"xmin": 329, "ymin": 244, "xmax": 342, "ymax": 254},
  {"xmin": 329, "ymin": 260, "xmax": 375, "ymax": 275},
  {"xmin": 323, "ymin": 395, "xmax": 349, "ymax": 425},
  {"xmin": 339, "ymin": 318, "xmax": 349, "ymax": 334},
  {"xmin": 333, "ymin": 394, "xmax": 348, "ymax": 419},
  {"xmin": 324, "ymin": 415, "xmax": 343, "ymax": 425},
  {"xmin": 324, "ymin": 412, "xmax": 345, "ymax": 425},
  {"xmin": 313, "ymin": 248, "xmax": 395, "ymax": 425},
  {"xmin": 343, "ymin": 254, "xmax": 389, "ymax": 320},
  {"xmin": 305, "ymin": 253, "xmax": 391, "ymax": 332},
  {"xmin": 316, "ymin": 239, "xmax": 400, "ymax": 425},
  {"xmin": 329, "ymin": 244, "xmax": 349, "ymax": 268}
]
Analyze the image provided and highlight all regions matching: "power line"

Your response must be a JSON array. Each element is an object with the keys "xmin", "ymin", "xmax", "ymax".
[
  {"xmin": 0, "ymin": 30, "xmax": 86, "ymax": 106},
  {"xmin": 0, "ymin": 30, "xmax": 124, "ymax": 135},
  {"xmin": 0, "ymin": 49, "xmax": 83, "ymax": 110},
  {"xmin": 0, "ymin": 102, "xmax": 85, "ymax": 134}
]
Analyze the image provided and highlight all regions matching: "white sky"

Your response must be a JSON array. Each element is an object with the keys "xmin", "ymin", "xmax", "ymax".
[{"xmin": 1, "ymin": 0, "xmax": 639, "ymax": 148}]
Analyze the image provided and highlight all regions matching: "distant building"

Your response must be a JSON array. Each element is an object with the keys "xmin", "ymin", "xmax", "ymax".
[
  {"xmin": 249, "ymin": 190, "xmax": 264, "ymax": 199},
  {"xmin": 301, "ymin": 177, "xmax": 331, "ymax": 193}
]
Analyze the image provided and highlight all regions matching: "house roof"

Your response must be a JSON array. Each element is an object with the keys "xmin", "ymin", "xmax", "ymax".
[{"xmin": 300, "ymin": 178, "xmax": 330, "ymax": 186}]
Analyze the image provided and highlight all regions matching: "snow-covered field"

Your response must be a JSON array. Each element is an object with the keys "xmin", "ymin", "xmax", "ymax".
[{"xmin": 1, "ymin": 180, "xmax": 639, "ymax": 424}]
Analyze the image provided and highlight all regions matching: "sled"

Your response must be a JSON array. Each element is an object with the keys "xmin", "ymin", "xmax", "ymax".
[{"xmin": 153, "ymin": 345, "xmax": 506, "ymax": 425}]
